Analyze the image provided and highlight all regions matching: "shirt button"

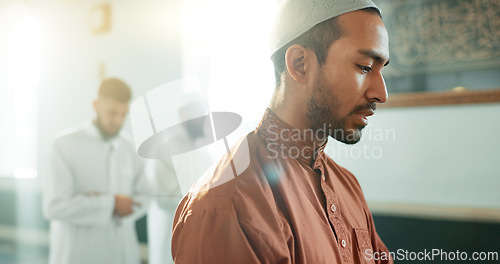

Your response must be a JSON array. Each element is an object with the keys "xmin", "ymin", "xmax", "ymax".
[
  {"xmin": 341, "ymin": 240, "xmax": 346, "ymax": 247},
  {"xmin": 330, "ymin": 204, "xmax": 336, "ymax": 212},
  {"xmin": 321, "ymin": 175, "xmax": 325, "ymax": 181}
]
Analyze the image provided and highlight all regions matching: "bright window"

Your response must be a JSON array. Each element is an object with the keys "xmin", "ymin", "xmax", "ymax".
[
  {"xmin": 182, "ymin": 0, "xmax": 277, "ymax": 133},
  {"xmin": 0, "ymin": 2, "xmax": 41, "ymax": 178}
]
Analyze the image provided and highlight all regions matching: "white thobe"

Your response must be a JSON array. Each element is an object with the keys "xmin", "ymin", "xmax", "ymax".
[{"xmin": 43, "ymin": 122, "xmax": 149, "ymax": 264}]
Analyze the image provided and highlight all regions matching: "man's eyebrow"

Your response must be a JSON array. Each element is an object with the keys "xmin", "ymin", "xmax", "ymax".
[{"xmin": 357, "ymin": 49, "xmax": 390, "ymax": 66}]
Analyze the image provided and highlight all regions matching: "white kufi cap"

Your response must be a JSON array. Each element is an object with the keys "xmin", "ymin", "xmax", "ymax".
[{"xmin": 270, "ymin": 0, "xmax": 380, "ymax": 56}]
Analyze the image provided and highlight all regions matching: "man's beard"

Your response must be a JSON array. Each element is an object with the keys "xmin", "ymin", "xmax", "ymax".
[
  {"xmin": 94, "ymin": 118, "xmax": 120, "ymax": 141},
  {"xmin": 307, "ymin": 73, "xmax": 374, "ymax": 145}
]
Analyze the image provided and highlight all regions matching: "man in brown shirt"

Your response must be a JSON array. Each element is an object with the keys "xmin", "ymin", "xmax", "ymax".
[{"xmin": 172, "ymin": 0, "xmax": 393, "ymax": 263}]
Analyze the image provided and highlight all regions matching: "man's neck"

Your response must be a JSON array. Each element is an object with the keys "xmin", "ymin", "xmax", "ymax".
[{"xmin": 268, "ymin": 89, "xmax": 327, "ymax": 146}]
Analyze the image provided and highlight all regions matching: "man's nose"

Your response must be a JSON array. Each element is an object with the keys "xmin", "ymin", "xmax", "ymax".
[{"xmin": 365, "ymin": 72, "xmax": 388, "ymax": 103}]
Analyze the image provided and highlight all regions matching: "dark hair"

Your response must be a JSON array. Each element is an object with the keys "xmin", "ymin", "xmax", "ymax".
[
  {"xmin": 98, "ymin": 78, "xmax": 132, "ymax": 102},
  {"xmin": 270, "ymin": 7, "xmax": 381, "ymax": 88}
]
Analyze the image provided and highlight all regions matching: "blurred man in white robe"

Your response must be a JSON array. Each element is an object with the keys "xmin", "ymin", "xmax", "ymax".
[
  {"xmin": 147, "ymin": 95, "xmax": 214, "ymax": 264},
  {"xmin": 43, "ymin": 78, "xmax": 149, "ymax": 264}
]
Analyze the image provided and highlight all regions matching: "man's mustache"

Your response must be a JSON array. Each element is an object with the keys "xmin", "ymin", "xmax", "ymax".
[{"xmin": 351, "ymin": 102, "xmax": 376, "ymax": 115}]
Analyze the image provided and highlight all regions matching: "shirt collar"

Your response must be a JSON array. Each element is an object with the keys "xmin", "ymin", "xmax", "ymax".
[{"xmin": 256, "ymin": 108, "xmax": 327, "ymax": 167}]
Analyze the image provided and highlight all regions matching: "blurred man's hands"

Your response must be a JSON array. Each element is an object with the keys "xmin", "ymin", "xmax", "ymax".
[{"xmin": 114, "ymin": 194, "xmax": 140, "ymax": 217}]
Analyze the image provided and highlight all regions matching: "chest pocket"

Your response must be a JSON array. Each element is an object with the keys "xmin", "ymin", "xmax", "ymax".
[{"xmin": 354, "ymin": 228, "xmax": 376, "ymax": 264}]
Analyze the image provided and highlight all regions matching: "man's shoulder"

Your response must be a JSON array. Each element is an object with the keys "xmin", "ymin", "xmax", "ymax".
[
  {"xmin": 53, "ymin": 124, "xmax": 89, "ymax": 144},
  {"xmin": 171, "ymin": 129, "xmax": 288, "ymax": 262},
  {"xmin": 176, "ymin": 130, "xmax": 273, "ymax": 215}
]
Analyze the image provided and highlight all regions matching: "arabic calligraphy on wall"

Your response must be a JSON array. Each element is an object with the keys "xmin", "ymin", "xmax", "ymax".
[{"xmin": 379, "ymin": 0, "xmax": 500, "ymax": 77}]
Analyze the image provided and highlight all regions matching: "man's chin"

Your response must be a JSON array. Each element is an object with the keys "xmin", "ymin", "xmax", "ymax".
[
  {"xmin": 101, "ymin": 128, "xmax": 120, "ymax": 139},
  {"xmin": 331, "ymin": 127, "xmax": 363, "ymax": 145}
]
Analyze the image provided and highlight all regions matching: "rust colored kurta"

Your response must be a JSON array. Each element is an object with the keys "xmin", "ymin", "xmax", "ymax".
[{"xmin": 172, "ymin": 109, "xmax": 392, "ymax": 264}]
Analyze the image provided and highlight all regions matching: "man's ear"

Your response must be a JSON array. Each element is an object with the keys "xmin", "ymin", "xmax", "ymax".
[
  {"xmin": 92, "ymin": 99, "xmax": 99, "ymax": 112},
  {"xmin": 285, "ymin": 44, "xmax": 316, "ymax": 85}
]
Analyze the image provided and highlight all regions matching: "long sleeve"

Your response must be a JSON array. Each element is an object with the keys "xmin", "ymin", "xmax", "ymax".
[{"xmin": 43, "ymin": 139, "xmax": 114, "ymax": 226}]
